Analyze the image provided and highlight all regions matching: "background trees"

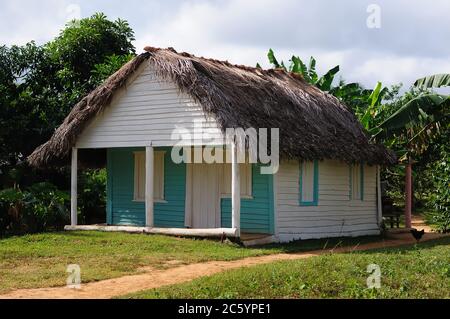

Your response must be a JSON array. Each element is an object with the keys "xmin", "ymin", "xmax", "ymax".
[
  {"xmin": 0, "ymin": 14, "xmax": 136, "ymax": 236},
  {"xmin": 0, "ymin": 13, "xmax": 135, "ymax": 172}
]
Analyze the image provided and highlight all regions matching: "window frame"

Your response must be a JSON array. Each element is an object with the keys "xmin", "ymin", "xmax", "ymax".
[
  {"xmin": 299, "ymin": 160, "xmax": 319, "ymax": 206},
  {"xmin": 133, "ymin": 151, "xmax": 166, "ymax": 203},
  {"xmin": 220, "ymin": 163, "xmax": 253, "ymax": 199}
]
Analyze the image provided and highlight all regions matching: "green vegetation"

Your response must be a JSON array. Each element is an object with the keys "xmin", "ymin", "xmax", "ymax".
[
  {"xmin": 0, "ymin": 183, "xmax": 69, "ymax": 237},
  {"xmin": 0, "ymin": 14, "xmax": 133, "ymax": 232},
  {"xmin": 0, "ymin": 231, "xmax": 272, "ymax": 293},
  {"xmin": 123, "ymin": 237, "xmax": 450, "ymax": 299},
  {"xmin": 0, "ymin": 231, "xmax": 383, "ymax": 294},
  {"xmin": 0, "ymin": 13, "xmax": 135, "ymax": 169}
]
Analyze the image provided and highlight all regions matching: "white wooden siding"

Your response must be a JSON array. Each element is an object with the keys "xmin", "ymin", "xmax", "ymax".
[
  {"xmin": 76, "ymin": 61, "xmax": 224, "ymax": 149},
  {"xmin": 275, "ymin": 160, "xmax": 380, "ymax": 242}
]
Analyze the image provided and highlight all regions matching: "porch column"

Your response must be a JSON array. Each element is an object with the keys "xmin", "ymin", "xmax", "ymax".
[
  {"xmin": 405, "ymin": 162, "xmax": 413, "ymax": 229},
  {"xmin": 231, "ymin": 142, "xmax": 241, "ymax": 237},
  {"xmin": 71, "ymin": 148, "xmax": 78, "ymax": 226},
  {"xmin": 145, "ymin": 146, "xmax": 154, "ymax": 227}
]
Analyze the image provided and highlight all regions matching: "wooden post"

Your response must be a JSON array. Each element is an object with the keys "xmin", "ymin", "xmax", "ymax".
[
  {"xmin": 405, "ymin": 162, "xmax": 413, "ymax": 229},
  {"xmin": 71, "ymin": 148, "xmax": 78, "ymax": 226},
  {"xmin": 231, "ymin": 142, "xmax": 241, "ymax": 237},
  {"xmin": 145, "ymin": 146, "xmax": 154, "ymax": 227}
]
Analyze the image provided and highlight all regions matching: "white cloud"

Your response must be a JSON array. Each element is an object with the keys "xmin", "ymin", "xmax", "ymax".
[
  {"xmin": 0, "ymin": 0, "xmax": 74, "ymax": 45},
  {"xmin": 1, "ymin": 0, "xmax": 449, "ymax": 90}
]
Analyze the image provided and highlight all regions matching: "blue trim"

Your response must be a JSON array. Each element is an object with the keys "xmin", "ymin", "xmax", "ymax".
[{"xmin": 299, "ymin": 160, "xmax": 319, "ymax": 206}]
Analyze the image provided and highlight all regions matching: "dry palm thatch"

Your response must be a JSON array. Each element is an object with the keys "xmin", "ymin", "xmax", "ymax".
[{"xmin": 28, "ymin": 47, "xmax": 396, "ymax": 167}]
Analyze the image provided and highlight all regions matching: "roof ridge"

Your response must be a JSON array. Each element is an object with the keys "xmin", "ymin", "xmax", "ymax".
[{"xmin": 143, "ymin": 46, "xmax": 304, "ymax": 80}]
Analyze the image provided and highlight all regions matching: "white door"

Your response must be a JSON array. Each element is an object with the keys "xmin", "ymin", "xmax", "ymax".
[{"xmin": 191, "ymin": 163, "xmax": 221, "ymax": 228}]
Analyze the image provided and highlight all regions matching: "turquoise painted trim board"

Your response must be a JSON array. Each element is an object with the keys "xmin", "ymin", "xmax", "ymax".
[
  {"xmin": 299, "ymin": 160, "xmax": 319, "ymax": 206},
  {"xmin": 221, "ymin": 164, "xmax": 275, "ymax": 234},
  {"xmin": 107, "ymin": 147, "xmax": 186, "ymax": 227}
]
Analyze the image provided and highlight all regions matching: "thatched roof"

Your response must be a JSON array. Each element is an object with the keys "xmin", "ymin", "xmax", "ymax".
[{"xmin": 28, "ymin": 47, "xmax": 396, "ymax": 167}]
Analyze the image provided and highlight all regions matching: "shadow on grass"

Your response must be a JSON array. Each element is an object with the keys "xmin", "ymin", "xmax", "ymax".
[
  {"xmin": 348, "ymin": 236, "xmax": 450, "ymax": 255},
  {"xmin": 253, "ymin": 235, "xmax": 385, "ymax": 253}
]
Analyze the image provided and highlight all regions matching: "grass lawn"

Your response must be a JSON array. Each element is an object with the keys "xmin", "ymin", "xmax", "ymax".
[
  {"xmin": 123, "ymin": 237, "xmax": 450, "ymax": 299},
  {"xmin": 0, "ymin": 231, "xmax": 382, "ymax": 294}
]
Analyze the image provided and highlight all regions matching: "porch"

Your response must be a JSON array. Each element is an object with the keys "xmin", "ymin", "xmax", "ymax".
[
  {"xmin": 69, "ymin": 144, "xmax": 274, "ymax": 240},
  {"xmin": 64, "ymin": 224, "xmax": 276, "ymax": 245}
]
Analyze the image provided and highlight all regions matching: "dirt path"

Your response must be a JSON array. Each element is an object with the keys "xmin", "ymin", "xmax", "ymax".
[
  {"xmin": 1, "ymin": 232, "xmax": 447, "ymax": 299},
  {"xmin": 411, "ymin": 214, "xmax": 433, "ymax": 233}
]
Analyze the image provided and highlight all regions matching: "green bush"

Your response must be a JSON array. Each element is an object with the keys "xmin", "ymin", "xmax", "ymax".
[
  {"xmin": 78, "ymin": 169, "xmax": 107, "ymax": 224},
  {"xmin": 0, "ymin": 183, "xmax": 69, "ymax": 237},
  {"xmin": 426, "ymin": 145, "xmax": 450, "ymax": 233}
]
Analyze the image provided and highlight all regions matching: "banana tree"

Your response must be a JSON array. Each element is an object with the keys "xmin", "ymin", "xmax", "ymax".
[
  {"xmin": 263, "ymin": 49, "xmax": 390, "ymax": 116},
  {"xmin": 265, "ymin": 49, "xmax": 340, "ymax": 92},
  {"xmin": 374, "ymin": 74, "xmax": 450, "ymax": 228},
  {"xmin": 375, "ymin": 75, "xmax": 450, "ymax": 161}
]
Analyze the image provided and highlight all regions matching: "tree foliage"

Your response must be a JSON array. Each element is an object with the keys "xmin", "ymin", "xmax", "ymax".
[{"xmin": 0, "ymin": 13, "xmax": 135, "ymax": 170}]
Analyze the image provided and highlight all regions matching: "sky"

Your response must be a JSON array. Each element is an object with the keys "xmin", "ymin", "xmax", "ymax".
[{"xmin": 1, "ymin": 0, "xmax": 449, "ymax": 90}]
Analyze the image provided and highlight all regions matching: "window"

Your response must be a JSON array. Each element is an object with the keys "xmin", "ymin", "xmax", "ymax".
[
  {"xmin": 134, "ymin": 151, "xmax": 165, "ymax": 202},
  {"xmin": 221, "ymin": 163, "xmax": 253, "ymax": 198},
  {"xmin": 350, "ymin": 163, "xmax": 364, "ymax": 201},
  {"xmin": 299, "ymin": 160, "xmax": 319, "ymax": 206}
]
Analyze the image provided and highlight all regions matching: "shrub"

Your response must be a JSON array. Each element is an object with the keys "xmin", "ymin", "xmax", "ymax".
[
  {"xmin": 78, "ymin": 169, "xmax": 107, "ymax": 224},
  {"xmin": 426, "ymin": 145, "xmax": 450, "ymax": 233},
  {"xmin": 0, "ymin": 182, "xmax": 69, "ymax": 237},
  {"xmin": 0, "ymin": 188, "xmax": 25, "ymax": 236}
]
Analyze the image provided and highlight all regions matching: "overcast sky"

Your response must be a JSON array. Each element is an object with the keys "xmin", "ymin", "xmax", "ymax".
[{"xmin": 1, "ymin": 0, "xmax": 449, "ymax": 89}]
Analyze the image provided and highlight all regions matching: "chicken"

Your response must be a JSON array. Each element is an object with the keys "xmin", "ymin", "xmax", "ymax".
[{"xmin": 410, "ymin": 229, "xmax": 425, "ymax": 242}]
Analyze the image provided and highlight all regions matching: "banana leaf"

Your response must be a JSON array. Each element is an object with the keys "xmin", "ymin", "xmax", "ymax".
[
  {"xmin": 377, "ymin": 94, "xmax": 449, "ymax": 138},
  {"xmin": 414, "ymin": 74, "xmax": 450, "ymax": 89}
]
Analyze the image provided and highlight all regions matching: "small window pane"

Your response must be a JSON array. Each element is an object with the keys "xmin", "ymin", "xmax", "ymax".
[
  {"xmin": 221, "ymin": 163, "xmax": 252, "ymax": 197},
  {"xmin": 134, "ymin": 151, "xmax": 165, "ymax": 201},
  {"xmin": 301, "ymin": 162, "xmax": 314, "ymax": 202},
  {"xmin": 300, "ymin": 161, "xmax": 316, "ymax": 204},
  {"xmin": 350, "ymin": 164, "xmax": 364, "ymax": 200}
]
